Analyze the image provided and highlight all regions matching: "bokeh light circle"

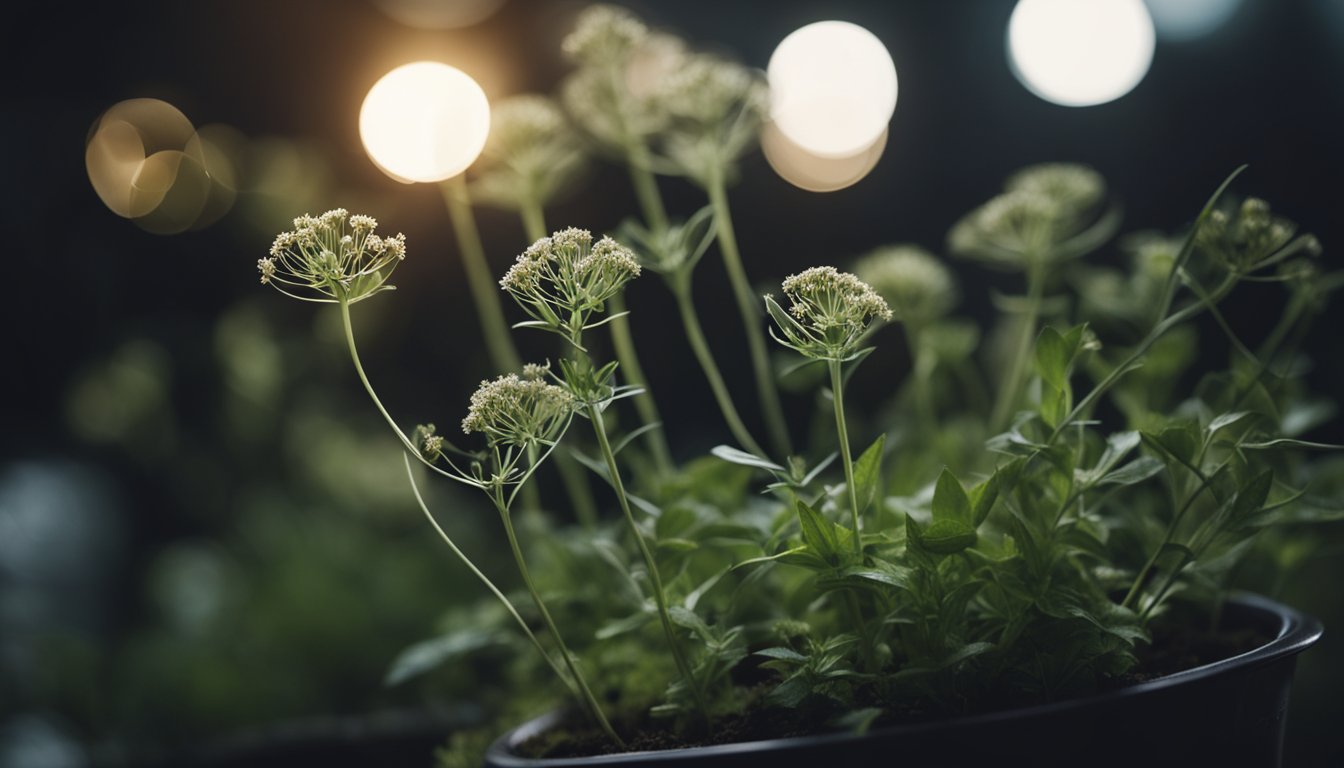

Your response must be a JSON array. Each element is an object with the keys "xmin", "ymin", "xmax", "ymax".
[
  {"xmin": 84, "ymin": 98, "xmax": 237, "ymax": 234},
  {"xmin": 762, "ymin": 122, "xmax": 887, "ymax": 193},
  {"xmin": 360, "ymin": 62, "xmax": 491, "ymax": 184},
  {"xmin": 767, "ymin": 21, "xmax": 898, "ymax": 158},
  {"xmin": 1007, "ymin": 0, "xmax": 1156, "ymax": 107}
]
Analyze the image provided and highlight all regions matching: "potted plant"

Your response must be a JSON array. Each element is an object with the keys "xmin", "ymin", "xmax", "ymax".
[{"xmin": 252, "ymin": 5, "xmax": 1339, "ymax": 766}]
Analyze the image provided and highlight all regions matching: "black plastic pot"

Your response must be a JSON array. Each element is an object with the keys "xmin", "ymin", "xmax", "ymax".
[{"xmin": 484, "ymin": 593, "xmax": 1322, "ymax": 768}]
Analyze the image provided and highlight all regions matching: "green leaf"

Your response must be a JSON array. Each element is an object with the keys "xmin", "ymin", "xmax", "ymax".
[
  {"xmin": 969, "ymin": 469, "xmax": 1004, "ymax": 527},
  {"xmin": 797, "ymin": 500, "xmax": 841, "ymax": 565},
  {"xmin": 595, "ymin": 611, "xmax": 655, "ymax": 640},
  {"xmin": 1151, "ymin": 423, "xmax": 1201, "ymax": 467},
  {"xmin": 921, "ymin": 519, "xmax": 977, "ymax": 554},
  {"xmin": 932, "ymin": 468, "xmax": 972, "ymax": 525},
  {"xmin": 1034, "ymin": 324, "xmax": 1085, "ymax": 390},
  {"xmin": 853, "ymin": 434, "xmax": 887, "ymax": 514},
  {"xmin": 1100, "ymin": 456, "xmax": 1165, "ymax": 486},
  {"xmin": 755, "ymin": 646, "xmax": 807, "ymax": 663},
  {"xmin": 940, "ymin": 641, "xmax": 994, "ymax": 669},
  {"xmin": 383, "ymin": 629, "xmax": 497, "ymax": 686},
  {"xmin": 1230, "ymin": 470, "xmax": 1274, "ymax": 522},
  {"xmin": 711, "ymin": 445, "xmax": 785, "ymax": 472},
  {"xmin": 657, "ymin": 538, "xmax": 698, "ymax": 553},
  {"xmin": 1208, "ymin": 411, "xmax": 1253, "ymax": 434}
]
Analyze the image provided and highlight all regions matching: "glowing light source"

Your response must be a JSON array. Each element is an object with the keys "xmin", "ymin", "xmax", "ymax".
[
  {"xmin": 1007, "ymin": 0, "xmax": 1155, "ymax": 107},
  {"xmin": 360, "ymin": 62, "xmax": 491, "ymax": 184},
  {"xmin": 1143, "ymin": 0, "xmax": 1242, "ymax": 41},
  {"xmin": 762, "ymin": 122, "xmax": 887, "ymax": 193},
  {"xmin": 372, "ymin": 0, "xmax": 507, "ymax": 29},
  {"xmin": 767, "ymin": 21, "xmax": 898, "ymax": 158}
]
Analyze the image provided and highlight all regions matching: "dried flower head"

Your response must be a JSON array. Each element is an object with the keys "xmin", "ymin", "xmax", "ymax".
[
  {"xmin": 461, "ymin": 371, "xmax": 576, "ymax": 449},
  {"xmin": 1196, "ymin": 197, "xmax": 1300, "ymax": 273},
  {"xmin": 562, "ymin": 4, "xmax": 647, "ymax": 67},
  {"xmin": 500, "ymin": 228, "xmax": 642, "ymax": 341},
  {"xmin": 852, "ymin": 245, "xmax": 957, "ymax": 324},
  {"xmin": 473, "ymin": 95, "xmax": 588, "ymax": 210},
  {"xmin": 259, "ymin": 209, "xmax": 405, "ymax": 304},
  {"xmin": 766, "ymin": 266, "xmax": 892, "ymax": 361}
]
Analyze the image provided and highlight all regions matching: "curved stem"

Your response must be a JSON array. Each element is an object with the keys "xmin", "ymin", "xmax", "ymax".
[
  {"xmin": 496, "ymin": 492, "xmax": 625, "ymax": 747},
  {"xmin": 671, "ymin": 275, "xmax": 767, "ymax": 458},
  {"xmin": 402, "ymin": 455, "xmax": 577, "ymax": 696},
  {"xmin": 705, "ymin": 170, "xmax": 792, "ymax": 457},
  {"xmin": 829, "ymin": 359, "xmax": 864, "ymax": 557},
  {"xmin": 903, "ymin": 322, "xmax": 938, "ymax": 438},
  {"xmin": 990, "ymin": 262, "xmax": 1045, "ymax": 434},
  {"xmin": 441, "ymin": 176, "xmax": 521, "ymax": 373},
  {"xmin": 587, "ymin": 403, "xmax": 707, "ymax": 719}
]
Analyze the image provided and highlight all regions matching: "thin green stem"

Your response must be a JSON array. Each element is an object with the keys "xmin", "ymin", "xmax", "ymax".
[
  {"xmin": 1121, "ymin": 461, "xmax": 1219, "ymax": 611},
  {"xmin": 587, "ymin": 402, "xmax": 707, "ymax": 719},
  {"xmin": 829, "ymin": 359, "xmax": 864, "ymax": 557},
  {"xmin": 624, "ymin": 142, "xmax": 669, "ymax": 235},
  {"xmin": 671, "ymin": 275, "xmax": 767, "ymax": 458},
  {"xmin": 705, "ymin": 169, "xmax": 793, "ymax": 457},
  {"xmin": 402, "ymin": 455, "xmax": 577, "ymax": 697},
  {"xmin": 990, "ymin": 262, "xmax": 1045, "ymax": 434},
  {"xmin": 442, "ymin": 176, "xmax": 522, "ymax": 373},
  {"xmin": 496, "ymin": 491, "xmax": 625, "ymax": 747},
  {"xmin": 607, "ymin": 291, "xmax": 676, "ymax": 474}
]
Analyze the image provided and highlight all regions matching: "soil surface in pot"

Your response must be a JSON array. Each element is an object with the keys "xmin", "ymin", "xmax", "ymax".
[{"xmin": 518, "ymin": 609, "xmax": 1270, "ymax": 759}]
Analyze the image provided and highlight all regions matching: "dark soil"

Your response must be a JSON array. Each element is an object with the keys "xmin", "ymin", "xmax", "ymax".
[{"xmin": 517, "ymin": 611, "xmax": 1273, "ymax": 759}]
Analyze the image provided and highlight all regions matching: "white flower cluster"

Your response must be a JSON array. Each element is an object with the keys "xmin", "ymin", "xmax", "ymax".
[
  {"xmin": 259, "ymin": 209, "xmax": 405, "ymax": 304},
  {"xmin": 1197, "ymin": 197, "xmax": 1304, "ymax": 273},
  {"xmin": 461, "ymin": 370, "xmax": 576, "ymax": 449},
  {"xmin": 561, "ymin": 4, "xmax": 648, "ymax": 67},
  {"xmin": 500, "ymin": 228, "xmax": 641, "ymax": 340},
  {"xmin": 767, "ymin": 266, "xmax": 892, "ymax": 361}
]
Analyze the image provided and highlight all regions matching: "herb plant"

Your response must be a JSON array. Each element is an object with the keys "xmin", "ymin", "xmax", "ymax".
[{"xmin": 254, "ymin": 3, "xmax": 1342, "ymax": 761}]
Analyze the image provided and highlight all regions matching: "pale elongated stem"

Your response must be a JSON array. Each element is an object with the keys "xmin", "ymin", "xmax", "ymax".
[
  {"xmin": 990, "ymin": 261, "xmax": 1045, "ymax": 434},
  {"xmin": 829, "ymin": 359, "xmax": 864, "ymax": 557},
  {"xmin": 495, "ymin": 487, "xmax": 625, "ymax": 747},
  {"xmin": 671, "ymin": 274, "xmax": 767, "ymax": 458},
  {"xmin": 705, "ymin": 166, "xmax": 792, "ymax": 457},
  {"xmin": 587, "ymin": 402, "xmax": 707, "ymax": 718},
  {"xmin": 441, "ymin": 176, "xmax": 521, "ymax": 373},
  {"xmin": 402, "ymin": 455, "xmax": 577, "ymax": 696}
]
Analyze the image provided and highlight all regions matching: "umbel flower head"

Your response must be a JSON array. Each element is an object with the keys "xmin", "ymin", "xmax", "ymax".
[
  {"xmin": 559, "ymin": 7, "xmax": 676, "ymax": 151},
  {"xmin": 765, "ymin": 266, "xmax": 893, "ymax": 361},
  {"xmin": 259, "ymin": 209, "xmax": 406, "ymax": 304},
  {"xmin": 500, "ymin": 228, "xmax": 642, "ymax": 342},
  {"xmin": 1196, "ymin": 197, "xmax": 1314, "ymax": 273},
  {"xmin": 472, "ymin": 95, "xmax": 588, "ymax": 210},
  {"xmin": 562, "ymin": 4, "xmax": 648, "ymax": 67},
  {"xmin": 657, "ymin": 54, "xmax": 768, "ymax": 185},
  {"xmin": 852, "ymin": 245, "xmax": 957, "ymax": 325},
  {"xmin": 948, "ymin": 163, "xmax": 1108, "ymax": 271},
  {"xmin": 461, "ymin": 364, "xmax": 575, "ymax": 449}
]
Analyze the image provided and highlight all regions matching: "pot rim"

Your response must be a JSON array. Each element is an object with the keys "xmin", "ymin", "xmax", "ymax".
[{"xmin": 484, "ymin": 591, "xmax": 1323, "ymax": 766}]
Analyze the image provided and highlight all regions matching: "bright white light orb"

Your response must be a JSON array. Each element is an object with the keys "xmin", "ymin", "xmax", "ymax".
[
  {"xmin": 1008, "ymin": 0, "xmax": 1156, "ymax": 107},
  {"xmin": 1143, "ymin": 0, "xmax": 1242, "ymax": 42},
  {"xmin": 360, "ymin": 62, "xmax": 490, "ymax": 183},
  {"xmin": 767, "ymin": 21, "xmax": 898, "ymax": 158}
]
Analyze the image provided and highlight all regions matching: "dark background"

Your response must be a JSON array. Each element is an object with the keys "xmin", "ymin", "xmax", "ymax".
[{"xmin": 4, "ymin": 0, "xmax": 1343, "ymax": 765}]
